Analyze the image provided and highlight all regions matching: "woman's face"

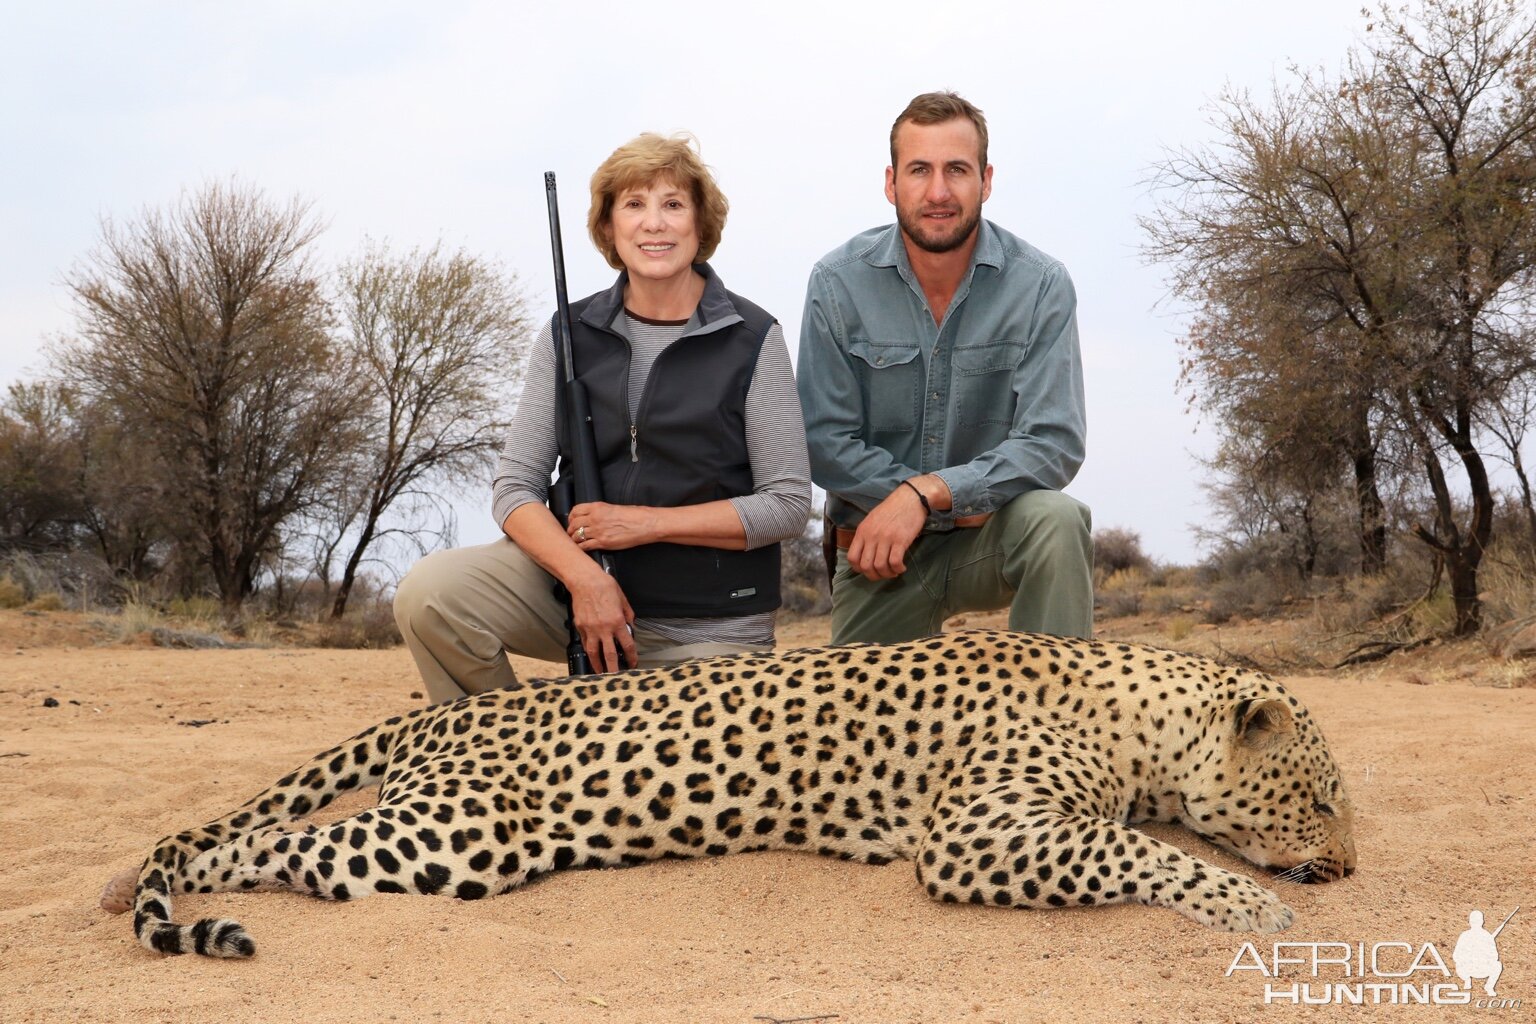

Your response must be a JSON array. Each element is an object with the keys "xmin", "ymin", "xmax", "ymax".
[{"xmin": 607, "ymin": 177, "xmax": 701, "ymax": 284}]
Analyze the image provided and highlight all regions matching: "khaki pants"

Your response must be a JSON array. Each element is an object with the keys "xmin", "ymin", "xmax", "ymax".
[
  {"xmin": 393, "ymin": 538, "xmax": 771, "ymax": 704},
  {"xmin": 829, "ymin": 490, "xmax": 1093, "ymax": 645}
]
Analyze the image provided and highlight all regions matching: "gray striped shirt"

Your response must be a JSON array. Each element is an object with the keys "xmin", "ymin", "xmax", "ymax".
[{"xmin": 493, "ymin": 311, "xmax": 811, "ymax": 644}]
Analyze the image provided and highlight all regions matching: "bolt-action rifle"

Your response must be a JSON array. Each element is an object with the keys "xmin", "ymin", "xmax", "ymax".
[{"xmin": 544, "ymin": 171, "xmax": 625, "ymax": 675}]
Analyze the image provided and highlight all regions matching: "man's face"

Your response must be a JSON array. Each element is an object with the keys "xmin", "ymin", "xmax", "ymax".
[{"xmin": 885, "ymin": 118, "xmax": 993, "ymax": 255}]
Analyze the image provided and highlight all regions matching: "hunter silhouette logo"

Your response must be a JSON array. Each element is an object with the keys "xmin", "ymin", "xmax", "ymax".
[
  {"xmin": 1453, "ymin": 907, "xmax": 1516, "ymax": 997},
  {"xmin": 1226, "ymin": 906, "xmax": 1523, "ymax": 1008}
]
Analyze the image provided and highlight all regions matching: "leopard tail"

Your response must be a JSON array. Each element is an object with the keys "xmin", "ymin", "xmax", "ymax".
[{"xmin": 131, "ymin": 708, "xmax": 420, "ymax": 957}]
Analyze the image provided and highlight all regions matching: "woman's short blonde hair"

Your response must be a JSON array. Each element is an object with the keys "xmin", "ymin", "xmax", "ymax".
[{"xmin": 587, "ymin": 133, "xmax": 729, "ymax": 270}]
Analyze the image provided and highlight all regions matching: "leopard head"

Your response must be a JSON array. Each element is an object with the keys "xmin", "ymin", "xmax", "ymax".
[{"xmin": 1177, "ymin": 691, "xmax": 1357, "ymax": 884}]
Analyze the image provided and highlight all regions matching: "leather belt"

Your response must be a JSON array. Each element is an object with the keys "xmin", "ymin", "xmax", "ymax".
[{"xmin": 832, "ymin": 513, "xmax": 993, "ymax": 551}]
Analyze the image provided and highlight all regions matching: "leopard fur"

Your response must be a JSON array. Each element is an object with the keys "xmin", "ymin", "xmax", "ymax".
[{"xmin": 127, "ymin": 630, "xmax": 1356, "ymax": 957}]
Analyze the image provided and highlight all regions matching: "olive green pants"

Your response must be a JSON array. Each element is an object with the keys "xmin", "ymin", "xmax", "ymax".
[
  {"xmin": 829, "ymin": 490, "xmax": 1093, "ymax": 645},
  {"xmin": 393, "ymin": 538, "xmax": 770, "ymax": 705}
]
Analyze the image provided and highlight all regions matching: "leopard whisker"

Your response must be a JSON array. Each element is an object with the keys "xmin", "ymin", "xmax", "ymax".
[{"xmin": 1273, "ymin": 861, "xmax": 1317, "ymax": 884}]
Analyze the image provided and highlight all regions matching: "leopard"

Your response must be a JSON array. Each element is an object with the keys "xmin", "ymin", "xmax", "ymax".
[{"xmin": 118, "ymin": 629, "xmax": 1355, "ymax": 958}]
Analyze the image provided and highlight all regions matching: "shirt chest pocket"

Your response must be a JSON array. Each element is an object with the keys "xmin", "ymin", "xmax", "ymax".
[
  {"xmin": 954, "ymin": 340, "xmax": 1025, "ymax": 426},
  {"xmin": 848, "ymin": 339, "xmax": 922, "ymax": 434}
]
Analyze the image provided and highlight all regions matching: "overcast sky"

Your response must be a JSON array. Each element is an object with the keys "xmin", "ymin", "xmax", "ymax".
[{"xmin": 0, "ymin": 0, "xmax": 1374, "ymax": 564}]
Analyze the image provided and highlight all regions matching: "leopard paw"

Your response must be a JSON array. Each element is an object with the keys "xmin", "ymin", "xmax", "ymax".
[
  {"xmin": 1190, "ymin": 872, "xmax": 1294, "ymax": 933},
  {"xmin": 99, "ymin": 865, "xmax": 139, "ymax": 915}
]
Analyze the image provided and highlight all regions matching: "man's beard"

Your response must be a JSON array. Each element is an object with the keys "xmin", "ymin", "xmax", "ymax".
[{"xmin": 897, "ymin": 203, "xmax": 981, "ymax": 254}]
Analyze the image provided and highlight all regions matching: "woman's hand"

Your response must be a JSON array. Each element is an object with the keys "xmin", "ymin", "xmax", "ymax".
[
  {"xmin": 567, "ymin": 502, "xmax": 659, "ymax": 552},
  {"xmin": 565, "ymin": 566, "xmax": 637, "ymax": 673}
]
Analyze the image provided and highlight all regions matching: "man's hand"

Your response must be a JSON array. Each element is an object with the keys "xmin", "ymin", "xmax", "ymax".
[
  {"xmin": 565, "ymin": 567, "xmax": 637, "ymax": 673},
  {"xmin": 567, "ymin": 501, "xmax": 657, "ymax": 552},
  {"xmin": 847, "ymin": 481, "xmax": 930, "ymax": 580}
]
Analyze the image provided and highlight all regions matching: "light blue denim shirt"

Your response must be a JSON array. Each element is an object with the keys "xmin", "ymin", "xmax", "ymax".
[{"xmin": 797, "ymin": 219, "xmax": 1086, "ymax": 529}]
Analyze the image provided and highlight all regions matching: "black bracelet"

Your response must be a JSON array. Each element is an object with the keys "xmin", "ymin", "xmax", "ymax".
[{"xmin": 901, "ymin": 479, "xmax": 932, "ymax": 515}]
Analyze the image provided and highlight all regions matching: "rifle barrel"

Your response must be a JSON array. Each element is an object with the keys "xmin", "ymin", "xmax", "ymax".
[
  {"xmin": 544, "ymin": 172, "xmax": 578, "ymax": 388},
  {"xmin": 544, "ymin": 173, "xmax": 606, "ymax": 511}
]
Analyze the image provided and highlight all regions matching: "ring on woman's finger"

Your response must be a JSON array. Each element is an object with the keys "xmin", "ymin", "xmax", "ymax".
[{"xmin": 577, "ymin": 526, "xmax": 586, "ymax": 541}]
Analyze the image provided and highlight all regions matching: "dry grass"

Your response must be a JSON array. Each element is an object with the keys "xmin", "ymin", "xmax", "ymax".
[
  {"xmin": 78, "ymin": 594, "xmax": 401, "ymax": 651},
  {"xmin": 1165, "ymin": 615, "xmax": 1195, "ymax": 643},
  {"xmin": 7, "ymin": 530, "xmax": 1533, "ymax": 680}
]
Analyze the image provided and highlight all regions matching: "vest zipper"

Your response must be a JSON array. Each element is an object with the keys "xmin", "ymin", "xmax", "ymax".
[{"xmin": 629, "ymin": 425, "xmax": 638, "ymax": 462}]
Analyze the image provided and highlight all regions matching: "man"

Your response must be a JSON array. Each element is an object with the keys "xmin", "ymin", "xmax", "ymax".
[{"xmin": 797, "ymin": 91, "xmax": 1092, "ymax": 645}]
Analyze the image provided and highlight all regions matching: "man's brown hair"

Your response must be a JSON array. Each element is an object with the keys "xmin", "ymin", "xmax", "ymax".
[{"xmin": 889, "ymin": 91, "xmax": 989, "ymax": 169}]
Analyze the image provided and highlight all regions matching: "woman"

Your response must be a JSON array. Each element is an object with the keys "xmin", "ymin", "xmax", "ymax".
[{"xmin": 394, "ymin": 134, "xmax": 811, "ymax": 703}]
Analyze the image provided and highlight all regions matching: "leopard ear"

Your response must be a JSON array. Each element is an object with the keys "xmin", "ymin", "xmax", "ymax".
[{"xmin": 1236, "ymin": 697, "xmax": 1295, "ymax": 748}]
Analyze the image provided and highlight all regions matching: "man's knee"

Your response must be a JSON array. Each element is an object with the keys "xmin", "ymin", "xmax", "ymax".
[{"xmin": 995, "ymin": 490, "xmax": 1092, "ymax": 550}]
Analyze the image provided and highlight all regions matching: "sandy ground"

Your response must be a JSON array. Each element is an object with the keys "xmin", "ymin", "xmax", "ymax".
[{"xmin": 2, "ymin": 609, "xmax": 1534, "ymax": 1023}]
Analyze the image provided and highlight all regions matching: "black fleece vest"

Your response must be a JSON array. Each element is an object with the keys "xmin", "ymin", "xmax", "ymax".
[{"xmin": 553, "ymin": 285, "xmax": 781, "ymax": 618}]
